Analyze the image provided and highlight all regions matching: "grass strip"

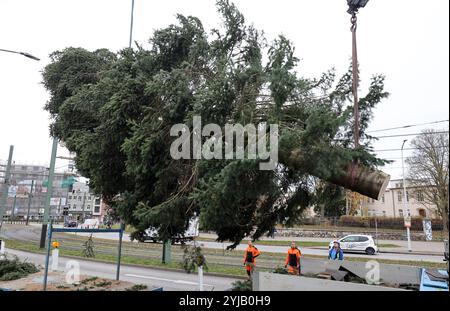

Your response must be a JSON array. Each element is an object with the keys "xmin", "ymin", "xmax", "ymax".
[
  {"xmin": 2, "ymin": 237, "xmax": 445, "ymax": 273},
  {"xmin": 196, "ymin": 237, "xmax": 401, "ymax": 248}
]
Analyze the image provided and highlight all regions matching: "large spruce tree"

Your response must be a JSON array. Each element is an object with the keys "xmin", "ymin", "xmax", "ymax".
[{"xmin": 42, "ymin": 0, "xmax": 389, "ymax": 248}]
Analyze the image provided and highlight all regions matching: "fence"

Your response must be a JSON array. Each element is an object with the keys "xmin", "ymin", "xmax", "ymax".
[
  {"xmin": 295, "ymin": 216, "xmax": 445, "ymax": 231},
  {"xmin": 339, "ymin": 216, "xmax": 444, "ymax": 230}
]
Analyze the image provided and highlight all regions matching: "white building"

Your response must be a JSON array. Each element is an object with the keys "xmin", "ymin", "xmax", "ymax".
[
  {"xmin": 303, "ymin": 179, "xmax": 439, "ymax": 219},
  {"xmin": 67, "ymin": 181, "xmax": 103, "ymax": 222},
  {"xmin": 360, "ymin": 179, "xmax": 438, "ymax": 218}
]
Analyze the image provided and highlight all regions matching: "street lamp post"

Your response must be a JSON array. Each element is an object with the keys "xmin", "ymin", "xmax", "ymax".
[
  {"xmin": 0, "ymin": 48, "xmax": 40, "ymax": 61},
  {"xmin": 1, "ymin": 49, "xmax": 39, "ymax": 225},
  {"xmin": 401, "ymin": 139, "xmax": 412, "ymax": 252},
  {"xmin": 129, "ymin": 0, "xmax": 135, "ymax": 48},
  {"xmin": 374, "ymin": 211, "xmax": 379, "ymax": 248},
  {"xmin": 0, "ymin": 146, "xmax": 14, "ymax": 230}
]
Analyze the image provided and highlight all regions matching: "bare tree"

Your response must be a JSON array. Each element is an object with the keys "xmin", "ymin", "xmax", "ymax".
[{"xmin": 407, "ymin": 129, "xmax": 449, "ymax": 232}]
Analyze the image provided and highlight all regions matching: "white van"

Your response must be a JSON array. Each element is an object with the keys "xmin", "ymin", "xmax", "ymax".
[
  {"xmin": 81, "ymin": 218, "xmax": 99, "ymax": 229},
  {"xmin": 142, "ymin": 217, "xmax": 199, "ymax": 244}
]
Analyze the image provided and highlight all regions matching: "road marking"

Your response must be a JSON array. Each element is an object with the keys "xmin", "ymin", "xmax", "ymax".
[
  {"xmin": 174, "ymin": 280, "xmax": 199, "ymax": 285},
  {"xmin": 124, "ymin": 274, "xmax": 213, "ymax": 287}
]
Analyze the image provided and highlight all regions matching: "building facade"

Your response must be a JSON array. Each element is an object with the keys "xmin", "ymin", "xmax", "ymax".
[
  {"xmin": 66, "ymin": 181, "xmax": 103, "ymax": 222},
  {"xmin": 362, "ymin": 179, "xmax": 439, "ymax": 219},
  {"xmin": 0, "ymin": 162, "xmax": 72, "ymax": 220},
  {"xmin": 302, "ymin": 179, "xmax": 439, "ymax": 219}
]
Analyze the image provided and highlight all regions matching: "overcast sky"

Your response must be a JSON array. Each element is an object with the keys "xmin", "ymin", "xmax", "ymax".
[{"xmin": 0, "ymin": 0, "xmax": 448, "ymax": 179}]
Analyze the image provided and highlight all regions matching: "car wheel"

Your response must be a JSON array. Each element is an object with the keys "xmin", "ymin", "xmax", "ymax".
[{"xmin": 365, "ymin": 247, "xmax": 375, "ymax": 255}]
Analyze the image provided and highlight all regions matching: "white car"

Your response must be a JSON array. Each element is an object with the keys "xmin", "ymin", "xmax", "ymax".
[
  {"xmin": 142, "ymin": 217, "xmax": 200, "ymax": 244},
  {"xmin": 329, "ymin": 234, "xmax": 378, "ymax": 255},
  {"xmin": 80, "ymin": 218, "xmax": 99, "ymax": 229}
]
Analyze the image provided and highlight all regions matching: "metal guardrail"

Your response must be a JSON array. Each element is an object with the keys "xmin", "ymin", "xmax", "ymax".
[{"xmin": 52, "ymin": 228, "xmax": 122, "ymax": 234}]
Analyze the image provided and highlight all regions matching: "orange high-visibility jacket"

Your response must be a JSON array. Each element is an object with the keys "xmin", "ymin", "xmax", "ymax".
[
  {"xmin": 285, "ymin": 247, "xmax": 301, "ymax": 267},
  {"xmin": 244, "ymin": 246, "xmax": 261, "ymax": 264}
]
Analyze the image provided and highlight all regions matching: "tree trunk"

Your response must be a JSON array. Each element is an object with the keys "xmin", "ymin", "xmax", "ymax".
[
  {"xmin": 286, "ymin": 149, "xmax": 391, "ymax": 200},
  {"xmin": 325, "ymin": 163, "xmax": 390, "ymax": 201}
]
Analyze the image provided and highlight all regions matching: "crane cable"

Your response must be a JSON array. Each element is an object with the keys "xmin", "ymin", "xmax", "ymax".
[{"xmin": 349, "ymin": 11, "xmax": 359, "ymax": 188}]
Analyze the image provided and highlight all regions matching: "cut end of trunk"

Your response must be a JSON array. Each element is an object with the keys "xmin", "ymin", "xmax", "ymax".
[{"xmin": 326, "ymin": 164, "xmax": 391, "ymax": 201}]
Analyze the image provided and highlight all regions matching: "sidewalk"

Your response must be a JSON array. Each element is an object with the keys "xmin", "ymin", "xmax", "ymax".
[{"xmin": 198, "ymin": 233, "xmax": 445, "ymax": 255}]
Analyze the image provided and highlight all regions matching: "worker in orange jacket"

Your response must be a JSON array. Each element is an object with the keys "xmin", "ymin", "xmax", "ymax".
[
  {"xmin": 285, "ymin": 241, "xmax": 302, "ymax": 275},
  {"xmin": 243, "ymin": 241, "xmax": 261, "ymax": 279}
]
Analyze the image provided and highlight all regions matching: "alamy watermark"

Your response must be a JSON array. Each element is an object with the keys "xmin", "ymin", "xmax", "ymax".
[
  {"xmin": 170, "ymin": 116, "xmax": 279, "ymax": 170},
  {"xmin": 365, "ymin": 260, "xmax": 381, "ymax": 285}
]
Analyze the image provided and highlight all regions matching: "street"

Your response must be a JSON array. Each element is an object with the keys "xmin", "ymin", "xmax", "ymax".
[
  {"xmin": 61, "ymin": 230, "xmax": 444, "ymax": 263},
  {"xmin": 5, "ymin": 248, "xmax": 238, "ymax": 291},
  {"xmin": 194, "ymin": 240, "xmax": 444, "ymax": 263},
  {"xmin": 1, "ymin": 224, "xmax": 444, "ymax": 263},
  {"xmin": 0, "ymin": 0, "xmax": 448, "ymax": 299}
]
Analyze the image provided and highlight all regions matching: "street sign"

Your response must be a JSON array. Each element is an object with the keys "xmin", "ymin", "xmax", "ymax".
[
  {"xmin": 404, "ymin": 216, "xmax": 411, "ymax": 228},
  {"xmin": 62, "ymin": 176, "xmax": 76, "ymax": 188}
]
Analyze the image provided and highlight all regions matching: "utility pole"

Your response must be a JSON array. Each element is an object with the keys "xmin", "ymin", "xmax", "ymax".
[
  {"xmin": 11, "ymin": 195, "xmax": 17, "ymax": 221},
  {"xmin": 81, "ymin": 191, "xmax": 87, "ymax": 222},
  {"xmin": 0, "ymin": 145, "xmax": 14, "ymax": 230},
  {"xmin": 345, "ymin": 191, "xmax": 349, "ymax": 215},
  {"xmin": 57, "ymin": 197, "xmax": 62, "ymax": 222},
  {"xmin": 26, "ymin": 180, "xmax": 35, "ymax": 225},
  {"xmin": 40, "ymin": 138, "xmax": 58, "ymax": 249},
  {"xmin": 401, "ymin": 139, "xmax": 412, "ymax": 252}
]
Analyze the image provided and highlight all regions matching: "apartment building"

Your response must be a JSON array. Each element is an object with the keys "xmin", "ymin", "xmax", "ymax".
[
  {"xmin": 66, "ymin": 181, "xmax": 103, "ymax": 222},
  {"xmin": 0, "ymin": 162, "xmax": 71, "ymax": 220},
  {"xmin": 361, "ymin": 179, "xmax": 438, "ymax": 218}
]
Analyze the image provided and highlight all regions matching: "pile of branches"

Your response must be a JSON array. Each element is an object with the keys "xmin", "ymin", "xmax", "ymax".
[{"xmin": 0, "ymin": 255, "xmax": 39, "ymax": 281}]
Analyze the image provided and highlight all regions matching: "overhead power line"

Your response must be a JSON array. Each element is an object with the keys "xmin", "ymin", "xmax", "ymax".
[
  {"xmin": 382, "ymin": 157, "xmax": 413, "ymax": 160},
  {"xmin": 367, "ymin": 120, "xmax": 449, "ymax": 133},
  {"xmin": 374, "ymin": 146, "xmax": 449, "ymax": 152},
  {"xmin": 334, "ymin": 131, "xmax": 449, "ymax": 142},
  {"xmin": 0, "ymin": 165, "xmax": 71, "ymax": 175},
  {"xmin": 374, "ymin": 131, "xmax": 449, "ymax": 139}
]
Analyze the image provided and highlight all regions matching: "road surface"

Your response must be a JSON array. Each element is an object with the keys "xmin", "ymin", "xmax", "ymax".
[
  {"xmin": 60, "ymin": 230, "xmax": 444, "ymax": 263},
  {"xmin": 1, "ymin": 224, "xmax": 444, "ymax": 263},
  {"xmin": 4, "ymin": 248, "xmax": 237, "ymax": 291}
]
